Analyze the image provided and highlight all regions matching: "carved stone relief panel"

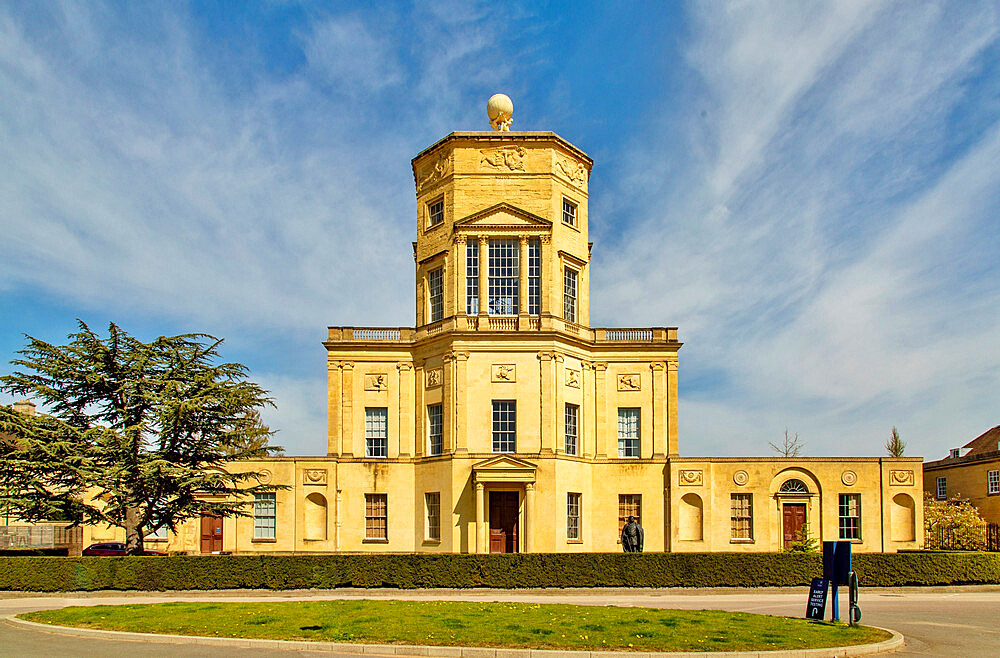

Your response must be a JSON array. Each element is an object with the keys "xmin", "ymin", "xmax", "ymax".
[
  {"xmin": 565, "ymin": 369, "xmax": 581, "ymax": 388},
  {"xmin": 617, "ymin": 374, "xmax": 642, "ymax": 391},
  {"xmin": 555, "ymin": 157, "xmax": 588, "ymax": 189},
  {"xmin": 426, "ymin": 368, "xmax": 443, "ymax": 388},
  {"xmin": 416, "ymin": 152, "xmax": 452, "ymax": 192},
  {"xmin": 303, "ymin": 469, "xmax": 327, "ymax": 486},
  {"xmin": 364, "ymin": 373, "xmax": 388, "ymax": 392},
  {"xmin": 492, "ymin": 364, "xmax": 516, "ymax": 382},
  {"xmin": 679, "ymin": 470, "xmax": 703, "ymax": 486},
  {"xmin": 889, "ymin": 470, "xmax": 914, "ymax": 486},
  {"xmin": 479, "ymin": 146, "xmax": 526, "ymax": 171}
]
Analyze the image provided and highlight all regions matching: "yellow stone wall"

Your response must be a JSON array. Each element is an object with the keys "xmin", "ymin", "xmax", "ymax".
[{"xmin": 924, "ymin": 459, "xmax": 1000, "ymax": 524}]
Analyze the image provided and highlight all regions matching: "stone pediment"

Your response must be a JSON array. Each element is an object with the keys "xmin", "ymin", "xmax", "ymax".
[
  {"xmin": 473, "ymin": 454, "xmax": 537, "ymax": 483},
  {"xmin": 454, "ymin": 203, "xmax": 551, "ymax": 230}
]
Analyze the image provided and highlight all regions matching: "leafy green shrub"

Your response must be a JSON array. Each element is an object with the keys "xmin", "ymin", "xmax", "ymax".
[{"xmin": 0, "ymin": 551, "xmax": 997, "ymax": 592}]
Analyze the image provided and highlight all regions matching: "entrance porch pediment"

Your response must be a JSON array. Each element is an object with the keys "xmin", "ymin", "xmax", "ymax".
[{"xmin": 473, "ymin": 455, "xmax": 537, "ymax": 484}]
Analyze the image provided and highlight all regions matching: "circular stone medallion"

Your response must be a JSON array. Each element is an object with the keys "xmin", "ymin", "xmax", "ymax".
[
  {"xmin": 257, "ymin": 469, "xmax": 273, "ymax": 485},
  {"xmin": 842, "ymin": 470, "xmax": 857, "ymax": 486},
  {"xmin": 733, "ymin": 470, "xmax": 749, "ymax": 486}
]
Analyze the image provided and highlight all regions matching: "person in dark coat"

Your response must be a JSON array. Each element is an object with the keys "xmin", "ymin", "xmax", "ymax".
[{"xmin": 621, "ymin": 515, "xmax": 644, "ymax": 552}]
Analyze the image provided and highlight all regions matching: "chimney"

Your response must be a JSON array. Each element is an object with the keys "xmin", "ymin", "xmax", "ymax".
[{"xmin": 12, "ymin": 399, "xmax": 36, "ymax": 416}]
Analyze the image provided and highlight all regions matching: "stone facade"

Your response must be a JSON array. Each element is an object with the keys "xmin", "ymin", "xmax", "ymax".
[
  {"xmin": 83, "ymin": 121, "xmax": 924, "ymax": 554},
  {"xmin": 923, "ymin": 426, "xmax": 1000, "ymax": 524}
]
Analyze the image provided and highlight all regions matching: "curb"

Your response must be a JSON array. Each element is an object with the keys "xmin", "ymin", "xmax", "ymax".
[{"xmin": 4, "ymin": 615, "xmax": 904, "ymax": 657}]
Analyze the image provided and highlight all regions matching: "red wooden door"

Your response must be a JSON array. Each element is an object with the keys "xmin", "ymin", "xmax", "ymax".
[
  {"xmin": 489, "ymin": 492, "xmax": 519, "ymax": 553},
  {"xmin": 782, "ymin": 504, "xmax": 806, "ymax": 549},
  {"xmin": 200, "ymin": 512, "xmax": 223, "ymax": 553}
]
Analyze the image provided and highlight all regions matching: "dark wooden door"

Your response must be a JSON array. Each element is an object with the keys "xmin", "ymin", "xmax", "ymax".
[
  {"xmin": 782, "ymin": 504, "xmax": 806, "ymax": 549},
  {"xmin": 200, "ymin": 512, "xmax": 223, "ymax": 553},
  {"xmin": 489, "ymin": 491, "xmax": 519, "ymax": 553}
]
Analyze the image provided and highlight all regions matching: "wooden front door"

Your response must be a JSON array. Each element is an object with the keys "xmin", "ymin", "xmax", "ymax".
[
  {"xmin": 782, "ymin": 504, "xmax": 807, "ymax": 549},
  {"xmin": 200, "ymin": 512, "xmax": 223, "ymax": 553},
  {"xmin": 489, "ymin": 491, "xmax": 519, "ymax": 553}
]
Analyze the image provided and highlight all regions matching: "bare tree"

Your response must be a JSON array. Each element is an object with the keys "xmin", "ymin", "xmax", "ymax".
[
  {"xmin": 885, "ymin": 426, "xmax": 906, "ymax": 457},
  {"xmin": 770, "ymin": 428, "xmax": 804, "ymax": 457}
]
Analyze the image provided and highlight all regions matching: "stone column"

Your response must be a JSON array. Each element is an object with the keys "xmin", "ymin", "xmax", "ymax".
[
  {"xmin": 454, "ymin": 351, "xmax": 469, "ymax": 453},
  {"xmin": 594, "ymin": 362, "xmax": 609, "ymax": 458},
  {"xmin": 414, "ymin": 362, "xmax": 425, "ymax": 457},
  {"xmin": 341, "ymin": 362, "xmax": 354, "ymax": 456},
  {"xmin": 442, "ymin": 353, "xmax": 455, "ymax": 453},
  {"xmin": 524, "ymin": 482, "xmax": 535, "ymax": 553},
  {"xmin": 539, "ymin": 235, "xmax": 551, "ymax": 316},
  {"xmin": 478, "ymin": 236, "xmax": 489, "ymax": 317},
  {"xmin": 651, "ymin": 362, "xmax": 666, "ymax": 459},
  {"xmin": 455, "ymin": 235, "xmax": 467, "ymax": 317},
  {"xmin": 554, "ymin": 353, "xmax": 565, "ymax": 455},
  {"xmin": 397, "ymin": 361, "xmax": 413, "ymax": 457},
  {"xmin": 581, "ymin": 361, "xmax": 594, "ymax": 459},
  {"xmin": 538, "ymin": 351, "xmax": 554, "ymax": 455},
  {"xmin": 518, "ymin": 236, "xmax": 529, "ymax": 318},
  {"xmin": 667, "ymin": 360, "xmax": 679, "ymax": 456},
  {"xmin": 476, "ymin": 482, "xmax": 486, "ymax": 554},
  {"xmin": 327, "ymin": 361, "xmax": 341, "ymax": 456}
]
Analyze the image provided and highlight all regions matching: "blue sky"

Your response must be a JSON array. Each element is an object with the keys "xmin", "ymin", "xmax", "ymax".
[{"xmin": 1, "ymin": 1, "xmax": 998, "ymax": 459}]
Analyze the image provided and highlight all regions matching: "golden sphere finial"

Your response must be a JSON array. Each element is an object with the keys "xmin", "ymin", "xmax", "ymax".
[{"xmin": 487, "ymin": 94, "xmax": 513, "ymax": 131}]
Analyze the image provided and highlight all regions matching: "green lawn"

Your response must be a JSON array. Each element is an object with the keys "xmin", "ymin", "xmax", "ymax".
[{"xmin": 21, "ymin": 600, "xmax": 890, "ymax": 652}]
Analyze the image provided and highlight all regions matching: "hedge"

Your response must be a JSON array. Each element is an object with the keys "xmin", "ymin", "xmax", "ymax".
[{"xmin": 0, "ymin": 552, "xmax": 997, "ymax": 592}]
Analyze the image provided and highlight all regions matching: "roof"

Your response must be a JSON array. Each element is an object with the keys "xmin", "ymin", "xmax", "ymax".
[
  {"xmin": 412, "ymin": 131, "xmax": 593, "ymax": 167},
  {"xmin": 962, "ymin": 425, "xmax": 1000, "ymax": 457}
]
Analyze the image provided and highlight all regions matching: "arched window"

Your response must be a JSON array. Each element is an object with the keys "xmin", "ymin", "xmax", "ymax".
[{"xmin": 779, "ymin": 479, "xmax": 809, "ymax": 494}]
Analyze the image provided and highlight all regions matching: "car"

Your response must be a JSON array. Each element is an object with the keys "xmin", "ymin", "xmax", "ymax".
[{"xmin": 81, "ymin": 542, "xmax": 166, "ymax": 556}]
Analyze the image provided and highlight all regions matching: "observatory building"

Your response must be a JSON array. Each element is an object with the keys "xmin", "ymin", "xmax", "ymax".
[{"xmin": 83, "ymin": 96, "xmax": 924, "ymax": 554}]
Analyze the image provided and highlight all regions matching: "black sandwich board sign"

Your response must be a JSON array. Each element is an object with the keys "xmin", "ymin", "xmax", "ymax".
[{"xmin": 806, "ymin": 577, "xmax": 829, "ymax": 620}]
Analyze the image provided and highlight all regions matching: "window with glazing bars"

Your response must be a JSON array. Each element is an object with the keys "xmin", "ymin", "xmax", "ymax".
[
  {"xmin": 618, "ymin": 408, "xmax": 640, "ymax": 458},
  {"xmin": 989, "ymin": 470, "xmax": 999, "ymax": 495},
  {"xmin": 365, "ymin": 493, "xmax": 387, "ymax": 540},
  {"xmin": 428, "ymin": 199, "xmax": 444, "ymax": 227},
  {"xmin": 527, "ymin": 239, "xmax": 541, "ymax": 315},
  {"xmin": 365, "ymin": 408, "xmax": 387, "ymax": 458},
  {"xmin": 428, "ymin": 268, "xmax": 444, "ymax": 322},
  {"xmin": 567, "ymin": 492, "xmax": 582, "ymax": 540},
  {"xmin": 936, "ymin": 477, "xmax": 947, "ymax": 500},
  {"xmin": 564, "ymin": 403, "xmax": 579, "ymax": 456},
  {"xmin": 466, "ymin": 241, "xmax": 479, "ymax": 315},
  {"xmin": 253, "ymin": 492, "xmax": 276, "ymax": 539},
  {"xmin": 562, "ymin": 198, "xmax": 577, "ymax": 226},
  {"xmin": 839, "ymin": 493, "xmax": 861, "ymax": 541},
  {"xmin": 428, "ymin": 404, "xmax": 443, "ymax": 456},
  {"xmin": 488, "ymin": 239, "xmax": 519, "ymax": 315},
  {"xmin": 730, "ymin": 493, "xmax": 753, "ymax": 540},
  {"xmin": 492, "ymin": 400, "xmax": 516, "ymax": 452},
  {"xmin": 563, "ymin": 268, "xmax": 577, "ymax": 322},
  {"xmin": 618, "ymin": 494, "xmax": 641, "ymax": 536},
  {"xmin": 425, "ymin": 492, "xmax": 441, "ymax": 541}
]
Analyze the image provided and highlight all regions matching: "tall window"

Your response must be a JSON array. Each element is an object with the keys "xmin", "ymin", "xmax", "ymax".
[
  {"xmin": 839, "ymin": 494, "xmax": 861, "ymax": 541},
  {"xmin": 730, "ymin": 494, "xmax": 753, "ymax": 541},
  {"xmin": 365, "ymin": 408, "xmax": 387, "ymax": 458},
  {"xmin": 428, "ymin": 199, "xmax": 444, "ymax": 227},
  {"xmin": 492, "ymin": 400, "xmax": 516, "ymax": 453},
  {"xmin": 618, "ymin": 494, "xmax": 641, "ymax": 536},
  {"xmin": 466, "ymin": 241, "xmax": 479, "ymax": 315},
  {"xmin": 428, "ymin": 267, "xmax": 444, "ymax": 322},
  {"xmin": 563, "ymin": 268, "xmax": 577, "ymax": 322},
  {"xmin": 564, "ymin": 403, "xmax": 579, "ymax": 456},
  {"xmin": 253, "ymin": 492, "xmax": 276, "ymax": 540},
  {"xmin": 365, "ymin": 494, "xmax": 387, "ymax": 541},
  {"xmin": 527, "ymin": 239, "xmax": 541, "ymax": 315},
  {"xmin": 562, "ymin": 198, "xmax": 577, "ymax": 226},
  {"xmin": 567, "ymin": 492, "xmax": 582, "ymax": 540},
  {"xmin": 617, "ymin": 408, "xmax": 640, "ymax": 458},
  {"xmin": 427, "ymin": 404, "xmax": 443, "ymax": 456},
  {"xmin": 936, "ymin": 476, "xmax": 947, "ymax": 500},
  {"xmin": 425, "ymin": 492, "xmax": 441, "ymax": 541},
  {"xmin": 989, "ymin": 470, "xmax": 999, "ymax": 495},
  {"xmin": 488, "ymin": 239, "xmax": 519, "ymax": 315}
]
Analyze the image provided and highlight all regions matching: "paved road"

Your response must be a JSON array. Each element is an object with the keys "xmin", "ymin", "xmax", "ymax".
[{"xmin": 2, "ymin": 586, "xmax": 999, "ymax": 657}]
